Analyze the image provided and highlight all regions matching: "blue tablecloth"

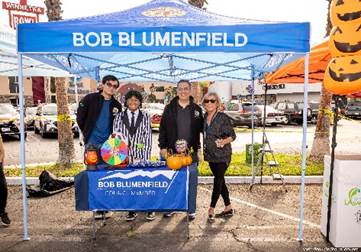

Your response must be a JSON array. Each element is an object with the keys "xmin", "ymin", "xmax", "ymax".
[{"xmin": 75, "ymin": 167, "xmax": 189, "ymax": 212}]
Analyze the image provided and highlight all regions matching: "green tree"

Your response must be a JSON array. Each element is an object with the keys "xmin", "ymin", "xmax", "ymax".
[
  {"xmin": 44, "ymin": 0, "xmax": 75, "ymax": 168},
  {"xmin": 309, "ymin": 0, "xmax": 333, "ymax": 162}
]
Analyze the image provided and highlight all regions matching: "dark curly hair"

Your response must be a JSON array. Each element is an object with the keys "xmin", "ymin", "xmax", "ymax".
[{"xmin": 124, "ymin": 90, "xmax": 143, "ymax": 108}]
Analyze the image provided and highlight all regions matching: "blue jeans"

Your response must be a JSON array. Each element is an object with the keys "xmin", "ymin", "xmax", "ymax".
[{"xmin": 188, "ymin": 162, "xmax": 198, "ymax": 214}]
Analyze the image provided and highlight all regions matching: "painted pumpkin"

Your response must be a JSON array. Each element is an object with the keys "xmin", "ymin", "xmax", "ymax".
[
  {"xmin": 329, "ymin": 24, "xmax": 361, "ymax": 57},
  {"xmin": 324, "ymin": 55, "xmax": 361, "ymax": 95},
  {"xmin": 167, "ymin": 155, "xmax": 183, "ymax": 170},
  {"xmin": 85, "ymin": 149, "xmax": 98, "ymax": 165},
  {"xmin": 175, "ymin": 139, "xmax": 188, "ymax": 154},
  {"xmin": 330, "ymin": 0, "xmax": 361, "ymax": 26}
]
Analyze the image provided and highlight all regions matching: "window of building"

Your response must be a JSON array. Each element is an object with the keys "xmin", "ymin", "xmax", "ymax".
[
  {"xmin": 50, "ymin": 77, "xmax": 56, "ymax": 93},
  {"xmin": 9, "ymin": 76, "xmax": 18, "ymax": 93}
]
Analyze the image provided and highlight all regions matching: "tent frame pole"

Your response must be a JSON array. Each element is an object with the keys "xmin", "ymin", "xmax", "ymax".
[
  {"xmin": 18, "ymin": 53, "xmax": 29, "ymax": 241},
  {"xmin": 326, "ymin": 95, "xmax": 340, "ymax": 242},
  {"xmin": 251, "ymin": 65, "xmax": 255, "ymax": 182},
  {"xmin": 298, "ymin": 53, "xmax": 309, "ymax": 241}
]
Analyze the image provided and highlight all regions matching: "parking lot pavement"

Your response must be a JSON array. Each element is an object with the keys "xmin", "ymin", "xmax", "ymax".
[
  {"xmin": 0, "ymin": 184, "xmax": 329, "ymax": 252},
  {"xmin": 3, "ymin": 119, "xmax": 361, "ymax": 166}
]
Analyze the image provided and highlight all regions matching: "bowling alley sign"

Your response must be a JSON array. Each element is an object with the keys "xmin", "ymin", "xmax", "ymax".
[{"xmin": 2, "ymin": 0, "xmax": 44, "ymax": 29}]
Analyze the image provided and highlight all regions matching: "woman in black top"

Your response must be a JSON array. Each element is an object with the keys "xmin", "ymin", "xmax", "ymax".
[{"xmin": 202, "ymin": 92, "xmax": 236, "ymax": 222}]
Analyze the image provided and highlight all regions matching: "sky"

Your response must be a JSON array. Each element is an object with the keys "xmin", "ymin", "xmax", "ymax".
[{"xmin": 0, "ymin": 0, "xmax": 328, "ymax": 45}]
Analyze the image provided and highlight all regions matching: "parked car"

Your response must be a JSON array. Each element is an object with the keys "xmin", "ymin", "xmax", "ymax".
[
  {"xmin": 345, "ymin": 99, "xmax": 361, "ymax": 119},
  {"xmin": 273, "ymin": 101, "xmax": 313, "ymax": 125},
  {"xmin": 25, "ymin": 107, "xmax": 37, "ymax": 129},
  {"xmin": 142, "ymin": 103, "xmax": 165, "ymax": 129},
  {"xmin": 34, "ymin": 103, "xmax": 79, "ymax": 137},
  {"xmin": 223, "ymin": 102, "xmax": 262, "ymax": 128},
  {"xmin": 255, "ymin": 105, "xmax": 286, "ymax": 126},
  {"xmin": 0, "ymin": 103, "xmax": 26, "ymax": 140}
]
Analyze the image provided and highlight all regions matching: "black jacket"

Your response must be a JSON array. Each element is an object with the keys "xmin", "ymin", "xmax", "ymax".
[
  {"xmin": 76, "ymin": 92, "xmax": 122, "ymax": 144},
  {"xmin": 158, "ymin": 96, "xmax": 203, "ymax": 153},
  {"xmin": 203, "ymin": 112, "xmax": 236, "ymax": 164}
]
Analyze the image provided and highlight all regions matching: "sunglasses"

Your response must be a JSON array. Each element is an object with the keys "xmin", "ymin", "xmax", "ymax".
[
  {"xmin": 204, "ymin": 99, "xmax": 216, "ymax": 104},
  {"xmin": 105, "ymin": 82, "xmax": 119, "ymax": 89}
]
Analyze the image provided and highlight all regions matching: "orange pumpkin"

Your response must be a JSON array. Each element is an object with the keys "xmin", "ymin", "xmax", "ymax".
[
  {"xmin": 330, "ymin": 0, "xmax": 361, "ymax": 26},
  {"xmin": 85, "ymin": 149, "xmax": 98, "ymax": 165},
  {"xmin": 167, "ymin": 155, "xmax": 183, "ymax": 170},
  {"xmin": 329, "ymin": 24, "xmax": 361, "ymax": 57},
  {"xmin": 324, "ymin": 55, "xmax": 361, "ymax": 95},
  {"xmin": 181, "ymin": 155, "xmax": 193, "ymax": 166}
]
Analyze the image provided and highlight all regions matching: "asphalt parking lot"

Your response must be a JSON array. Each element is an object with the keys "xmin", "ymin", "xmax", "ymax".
[{"xmin": 0, "ymin": 184, "xmax": 330, "ymax": 252}]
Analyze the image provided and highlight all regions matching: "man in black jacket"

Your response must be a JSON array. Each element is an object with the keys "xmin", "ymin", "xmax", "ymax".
[
  {"xmin": 159, "ymin": 79, "xmax": 204, "ymax": 220},
  {"xmin": 77, "ymin": 75, "xmax": 122, "ymax": 146},
  {"xmin": 76, "ymin": 75, "xmax": 122, "ymax": 219}
]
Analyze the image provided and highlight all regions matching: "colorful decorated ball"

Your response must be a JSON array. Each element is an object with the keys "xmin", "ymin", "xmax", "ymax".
[
  {"xmin": 175, "ymin": 139, "xmax": 188, "ymax": 154},
  {"xmin": 100, "ymin": 136, "xmax": 128, "ymax": 166}
]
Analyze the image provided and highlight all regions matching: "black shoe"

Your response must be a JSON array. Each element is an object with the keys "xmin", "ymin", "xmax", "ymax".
[
  {"xmin": 188, "ymin": 213, "xmax": 196, "ymax": 221},
  {"xmin": 0, "ymin": 212, "xmax": 11, "ymax": 227},
  {"xmin": 208, "ymin": 214, "xmax": 215, "ymax": 223},
  {"xmin": 146, "ymin": 212, "xmax": 156, "ymax": 221},
  {"xmin": 163, "ymin": 212, "xmax": 175, "ymax": 218},
  {"xmin": 126, "ymin": 212, "xmax": 137, "ymax": 221},
  {"xmin": 94, "ymin": 211, "xmax": 112, "ymax": 220},
  {"xmin": 215, "ymin": 209, "xmax": 234, "ymax": 218}
]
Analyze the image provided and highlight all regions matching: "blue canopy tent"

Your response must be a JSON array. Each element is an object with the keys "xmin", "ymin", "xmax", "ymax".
[{"xmin": 17, "ymin": 0, "xmax": 310, "ymax": 241}]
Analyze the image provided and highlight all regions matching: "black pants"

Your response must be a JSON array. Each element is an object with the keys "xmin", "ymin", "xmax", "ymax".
[
  {"xmin": 209, "ymin": 162, "xmax": 230, "ymax": 208},
  {"xmin": 0, "ymin": 163, "xmax": 7, "ymax": 214}
]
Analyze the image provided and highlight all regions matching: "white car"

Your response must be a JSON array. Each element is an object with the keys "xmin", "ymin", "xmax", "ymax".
[{"xmin": 256, "ymin": 105, "xmax": 287, "ymax": 126}]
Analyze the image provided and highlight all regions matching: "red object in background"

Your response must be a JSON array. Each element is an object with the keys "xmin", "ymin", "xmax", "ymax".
[
  {"xmin": 348, "ymin": 92, "xmax": 361, "ymax": 98},
  {"xmin": 151, "ymin": 114, "xmax": 162, "ymax": 124},
  {"xmin": 32, "ymin": 77, "xmax": 45, "ymax": 104}
]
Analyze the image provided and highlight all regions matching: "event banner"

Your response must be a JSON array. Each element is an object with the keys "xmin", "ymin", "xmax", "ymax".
[
  {"xmin": 75, "ymin": 168, "xmax": 189, "ymax": 211},
  {"xmin": 17, "ymin": 23, "xmax": 310, "ymax": 53}
]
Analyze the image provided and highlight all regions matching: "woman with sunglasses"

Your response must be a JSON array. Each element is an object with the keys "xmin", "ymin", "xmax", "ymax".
[{"xmin": 202, "ymin": 92, "xmax": 236, "ymax": 223}]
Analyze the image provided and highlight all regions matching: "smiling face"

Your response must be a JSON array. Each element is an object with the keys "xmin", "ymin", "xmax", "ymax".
[
  {"xmin": 331, "ymin": 0, "xmax": 361, "ymax": 26},
  {"xmin": 329, "ymin": 24, "xmax": 361, "ymax": 57},
  {"xmin": 177, "ymin": 81, "xmax": 191, "ymax": 102},
  {"xmin": 203, "ymin": 95, "xmax": 219, "ymax": 113},
  {"xmin": 126, "ymin": 96, "xmax": 141, "ymax": 112},
  {"xmin": 324, "ymin": 55, "xmax": 361, "ymax": 95}
]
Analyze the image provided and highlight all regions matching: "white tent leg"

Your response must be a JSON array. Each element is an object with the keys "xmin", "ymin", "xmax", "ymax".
[
  {"xmin": 298, "ymin": 53, "xmax": 309, "ymax": 241},
  {"xmin": 251, "ymin": 67, "xmax": 255, "ymax": 181},
  {"xmin": 18, "ymin": 54, "xmax": 29, "ymax": 241}
]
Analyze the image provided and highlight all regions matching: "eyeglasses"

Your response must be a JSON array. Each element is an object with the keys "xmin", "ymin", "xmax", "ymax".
[
  {"xmin": 105, "ymin": 82, "xmax": 119, "ymax": 89},
  {"xmin": 204, "ymin": 99, "xmax": 216, "ymax": 104}
]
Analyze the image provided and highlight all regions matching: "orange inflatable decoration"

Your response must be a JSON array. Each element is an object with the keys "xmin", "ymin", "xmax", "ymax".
[
  {"xmin": 85, "ymin": 148, "xmax": 98, "ymax": 165},
  {"xmin": 324, "ymin": 55, "xmax": 361, "ymax": 95},
  {"xmin": 329, "ymin": 24, "xmax": 361, "ymax": 57},
  {"xmin": 330, "ymin": 0, "xmax": 361, "ymax": 26}
]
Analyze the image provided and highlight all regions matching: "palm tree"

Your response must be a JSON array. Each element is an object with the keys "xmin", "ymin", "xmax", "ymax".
[
  {"xmin": 309, "ymin": 0, "xmax": 333, "ymax": 162},
  {"xmin": 188, "ymin": 0, "xmax": 208, "ymax": 9},
  {"xmin": 44, "ymin": 0, "xmax": 75, "ymax": 168}
]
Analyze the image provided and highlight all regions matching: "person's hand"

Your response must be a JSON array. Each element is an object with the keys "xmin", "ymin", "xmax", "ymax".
[{"xmin": 160, "ymin": 149, "xmax": 168, "ymax": 159}]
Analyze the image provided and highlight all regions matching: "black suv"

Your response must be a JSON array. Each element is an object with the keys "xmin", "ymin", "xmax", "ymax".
[
  {"xmin": 274, "ymin": 101, "xmax": 315, "ymax": 125},
  {"xmin": 345, "ymin": 99, "xmax": 361, "ymax": 119}
]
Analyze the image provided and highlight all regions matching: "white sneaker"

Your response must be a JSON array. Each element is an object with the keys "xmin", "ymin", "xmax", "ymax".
[{"xmin": 94, "ymin": 211, "xmax": 112, "ymax": 220}]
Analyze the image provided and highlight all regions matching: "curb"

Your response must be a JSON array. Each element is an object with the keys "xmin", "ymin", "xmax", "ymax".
[{"xmin": 6, "ymin": 176, "xmax": 323, "ymax": 186}]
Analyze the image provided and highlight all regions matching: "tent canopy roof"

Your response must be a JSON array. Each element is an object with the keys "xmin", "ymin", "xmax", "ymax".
[
  {"xmin": 265, "ymin": 39, "xmax": 330, "ymax": 84},
  {"xmin": 18, "ymin": 0, "xmax": 310, "ymax": 82}
]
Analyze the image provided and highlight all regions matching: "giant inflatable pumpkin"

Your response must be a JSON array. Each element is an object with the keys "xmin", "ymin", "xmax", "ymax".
[
  {"xmin": 324, "ymin": 55, "xmax": 361, "ymax": 95},
  {"xmin": 329, "ymin": 24, "xmax": 361, "ymax": 57},
  {"xmin": 331, "ymin": 0, "xmax": 361, "ymax": 26}
]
